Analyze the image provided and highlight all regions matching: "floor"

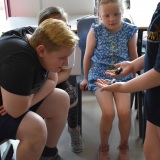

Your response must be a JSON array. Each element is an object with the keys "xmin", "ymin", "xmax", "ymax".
[{"xmin": 1, "ymin": 91, "xmax": 145, "ymax": 160}]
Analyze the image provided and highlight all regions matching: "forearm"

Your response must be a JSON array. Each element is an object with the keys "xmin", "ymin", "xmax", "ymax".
[
  {"xmin": 31, "ymin": 79, "xmax": 56, "ymax": 106},
  {"xmin": 57, "ymin": 69, "xmax": 71, "ymax": 84},
  {"xmin": 122, "ymin": 68, "xmax": 160, "ymax": 93},
  {"xmin": 132, "ymin": 55, "xmax": 144, "ymax": 73},
  {"xmin": 48, "ymin": 72, "xmax": 58, "ymax": 83},
  {"xmin": 83, "ymin": 57, "xmax": 91, "ymax": 80},
  {"xmin": 1, "ymin": 78, "xmax": 56, "ymax": 118},
  {"xmin": 1, "ymin": 87, "xmax": 32, "ymax": 118}
]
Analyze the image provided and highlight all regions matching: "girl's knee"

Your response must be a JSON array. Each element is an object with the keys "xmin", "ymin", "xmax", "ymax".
[
  {"xmin": 102, "ymin": 111, "xmax": 115, "ymax": 122},
  {"xmin": 118, "ymin": 109, "xmax": 131, "ymax": 120}
]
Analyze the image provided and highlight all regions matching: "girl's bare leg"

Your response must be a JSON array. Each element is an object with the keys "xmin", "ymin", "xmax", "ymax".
[
  {"xmin": 95, "ymin": 89, "xmax": 115, "ymax": 147},
  {"xmin": 114, "ymin": 92, "xmax": 131, "ymax": 145}
]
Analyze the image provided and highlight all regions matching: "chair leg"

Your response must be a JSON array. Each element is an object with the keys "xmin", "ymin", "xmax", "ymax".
[
  {"xmin": 134, "ymin": 92, "xmax": 138, "ymax": 110},
  {"xmin": 77, "ymin": 83, "xmax": 82, "ymax": 135},
  {"xmin": 142, "ymin": 96, "xmax": 146, "ymax": 143},
  {"xmin": 137, "ymin": 91, "xmax": 143, "ymax": 139}
]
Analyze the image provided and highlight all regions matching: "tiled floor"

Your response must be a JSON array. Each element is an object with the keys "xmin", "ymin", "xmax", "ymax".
[{"xmin": 1, "ymin": 91, "xmax": 145, "ymax": 160}]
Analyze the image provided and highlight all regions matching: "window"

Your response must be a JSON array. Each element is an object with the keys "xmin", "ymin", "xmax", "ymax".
[{"xmin": 0, "ymin": 0, "xmax": 6, "ymax": 35}]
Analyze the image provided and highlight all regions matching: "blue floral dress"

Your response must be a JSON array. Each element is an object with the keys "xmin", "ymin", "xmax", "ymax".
[{"xmin": 88, "ymin": 21, "xmax": 138, "ymax": 92}]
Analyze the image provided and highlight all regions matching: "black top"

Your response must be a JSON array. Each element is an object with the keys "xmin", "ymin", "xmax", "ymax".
[
  {"xmin": 0, "ymin": 27, "xmax": 48, "ymax": 98},
  {"xmin": 144, "ymin": 2, "xmax": 160, "ymax": 126}
]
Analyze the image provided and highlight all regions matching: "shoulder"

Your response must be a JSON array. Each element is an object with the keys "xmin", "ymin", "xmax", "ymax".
[
  {"xmin": 122, "ymin": 21, "xmax": 138, "ymax": 32},
  {"xmin": 91, "ymin": 23, "xmax": 104, "ymax": 30},
  {"xmin": 2, "ymin": 26, "xmax": 35, "ymax": 37},
  {"xmin": 91, "ymin": 23, "xmax": 107, "ymax": 35},
  {"xmin": 121, "ymin": 22, "xmax": 138, "ymax": 38},
  {"xmin": 0, "ymin": 35, "xmax": 37, "ymax": 65}
]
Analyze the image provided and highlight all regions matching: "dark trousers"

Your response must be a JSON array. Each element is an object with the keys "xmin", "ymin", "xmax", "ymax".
[{"xmin": 57, "ymin": 80, "xmax": 78, "ymax": 128}]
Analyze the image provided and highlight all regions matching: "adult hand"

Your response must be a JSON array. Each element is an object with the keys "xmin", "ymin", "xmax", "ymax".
[
  {"xmin": 106, "ymin": 61, "xmax": 133, "ymax": 78},
  {"xmin": 0, "ymin": 105, "xmax": 8, "ymax": 116}
]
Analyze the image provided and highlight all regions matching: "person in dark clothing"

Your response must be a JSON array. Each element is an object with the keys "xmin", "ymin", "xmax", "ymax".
[{"xmin": 0, "ymin": 19, "xmax": 78, "ymax": 160}]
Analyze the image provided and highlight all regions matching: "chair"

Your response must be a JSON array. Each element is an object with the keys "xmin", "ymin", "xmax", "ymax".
[
  {"xmin": 75, "ymin": 16, "xmax": 98, "ymax": 135},
  {"xmin": 0, "ymin": 139, "xmax": 14, "ymax": 160}
]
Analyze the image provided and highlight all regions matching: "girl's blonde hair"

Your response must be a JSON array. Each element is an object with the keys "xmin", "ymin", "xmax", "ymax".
[
  {"xmin": 98, "ymin": 0, "xmax": 125, "ymax": 14},
  {"xmin": 30, "ymin": 18, "xmax": 79, "ymax": 51}
]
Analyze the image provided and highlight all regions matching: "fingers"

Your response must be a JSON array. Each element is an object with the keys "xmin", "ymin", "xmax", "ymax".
[
  {"xmin": 105, "ymin": 69, "xmax": 122, "ymax": 78},
  {"xmin": 95, "ymin": 81, "xmax": 103, "ymax": 88},
  {"xmin": 80, "ymin": 84, "xmax": 87, "ymax": 91},
  {"xmin": 80, "ymin": 84, "xmax": 88, "ymax": 91},
  {"xmin": 96, "ymin": 79, "xmax": 108, "ymax": 84},
  {"xmin": 0, "ymin": 105, "xmax": 8, "ymax": 116},
  {"xmin": 96, "ymin": 79, "xmax": 119, "ymax": 92},
  {"xmin": 114, "ymin": 63, "xmax": 121, "ymax": 68},
  {"xmin": 84, "ymin": 85, "xmax": 88, "ymax": 91},
  {"xmin": 80, "ymin": 79, "xmax": 88, "ymax": 91},
  {"xmin": 96, "ymin": 79, "xmax": 110, "ymax": 88}
]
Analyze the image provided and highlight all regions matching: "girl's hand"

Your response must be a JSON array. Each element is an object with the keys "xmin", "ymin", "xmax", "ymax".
[
  {"xmin": 0, "ymin": 105, "xmax": 8, "ymax": 116},
  {"xmin": 80, "ymin": 79, "xmax": 88, "ymax": 91}
]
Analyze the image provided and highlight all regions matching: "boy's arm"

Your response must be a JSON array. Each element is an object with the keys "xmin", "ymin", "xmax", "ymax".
[
  {"xmin": 1, "ymin": 77, "xmax": 56, "ymax": 118},
  {"xmin": 106, "ymin": 55, "xmax": 144, "ymax": 78},
  {"xmin": 1, "ymin": 87, "xmax": 33, "ymax": 118},
  {"xmin": 97, "ymin": 67, "xmax": 160, "ymax": 93},
  {"xmin": 57, "ymin": 69, "xmax": 71, "ymax": 84}
]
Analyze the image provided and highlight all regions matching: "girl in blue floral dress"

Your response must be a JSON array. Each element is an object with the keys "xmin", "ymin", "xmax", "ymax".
[{"xmin": 80, "ymin": 0, "xmax": 138, "ymax": 159}]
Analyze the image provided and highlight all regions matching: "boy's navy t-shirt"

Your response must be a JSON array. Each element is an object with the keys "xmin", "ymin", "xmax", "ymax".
[{"xmin": 144, "ymin": 2, "xmax": 160, "ymax": 126}]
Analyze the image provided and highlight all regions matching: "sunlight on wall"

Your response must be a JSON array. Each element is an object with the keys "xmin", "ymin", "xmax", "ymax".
[
  {"xmin": 129, "ymin": 0, "xmax": 159, "ymax": 26},
  {"xmin": 0, "ymin": 0, "xmax": 6, "ymax": 35}
]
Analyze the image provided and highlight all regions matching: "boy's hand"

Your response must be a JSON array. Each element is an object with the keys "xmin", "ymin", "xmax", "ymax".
[
  {"xmin": 0, "ymin": 105, "xmax": 8, "ymax": 116},
  {"xmin": 96, "ymin": 79, "xmax": 124, "ymax": 92},
  {"xmin": 106, "ymin": 61, "xmax": 132, "ymax": 78}
]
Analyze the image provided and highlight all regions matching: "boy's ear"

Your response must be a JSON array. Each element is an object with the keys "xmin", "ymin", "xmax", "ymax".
[{"xmin": 36, "ymin": 45, "xmax": 47, "ymax": 57}]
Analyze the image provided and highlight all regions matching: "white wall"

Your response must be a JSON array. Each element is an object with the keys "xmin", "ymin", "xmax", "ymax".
[
  {"xmin": 9, "ymin": 0, "xmax": 40, "ymax": 17},
  {"xmin": 129, "ymin": 0, "xmax": 159, "ymax": 26},
  {"xmin": 8, "ymin": 0, "xmax": 94, "ymax": 17},
  {"xmin": 40, "ymin": 0, "xmax": 94, "ymax": 15}
]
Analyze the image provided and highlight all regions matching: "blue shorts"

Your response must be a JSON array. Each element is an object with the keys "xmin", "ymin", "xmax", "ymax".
[{"xmin": 0, "ymin": 100, "xmax": 43, "ymax": 140}]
